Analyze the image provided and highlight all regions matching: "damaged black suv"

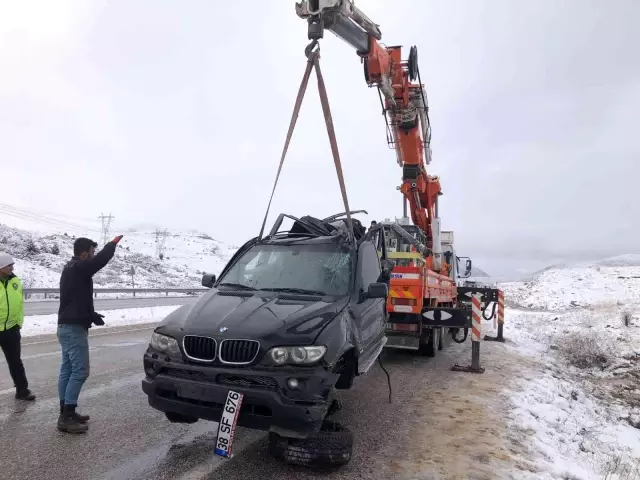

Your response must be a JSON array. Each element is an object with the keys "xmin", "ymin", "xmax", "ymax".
[{"xmin": 141, "ymin": 211, "xmax": 390, "ymax": 466}]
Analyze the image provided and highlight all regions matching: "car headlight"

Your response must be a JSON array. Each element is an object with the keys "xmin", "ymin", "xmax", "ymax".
[
  {"xmin": 150, "ymin": 332, "xmax": 181, "ymax": 356},
  {"xmin": 264, "ymin": 346, "xmax": 327, "ymax": 366}
]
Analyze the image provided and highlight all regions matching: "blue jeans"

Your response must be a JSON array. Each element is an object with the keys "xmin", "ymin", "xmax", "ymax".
[{"xmin": 57, "ymin": 324, "xmax": 90, "ymax": 406}]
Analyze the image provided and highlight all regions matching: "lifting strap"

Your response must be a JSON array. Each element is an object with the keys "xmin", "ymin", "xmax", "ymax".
[{"xmin": 258, "ymin": 47, "xmax": 355, "ymax": 242}]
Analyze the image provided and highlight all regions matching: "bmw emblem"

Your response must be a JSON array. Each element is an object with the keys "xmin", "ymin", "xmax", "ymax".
[{"xmin": 219, "ymin": 326, "xmax": 228, "ymax": 333}]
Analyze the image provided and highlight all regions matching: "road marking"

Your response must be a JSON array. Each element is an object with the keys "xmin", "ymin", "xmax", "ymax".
[
  {"xmin": 99, "ymin": 341, "xmax": 147, "ymax": 348},
  {"xmin": 19, "ymin": 351, "xmax": 62, "ymax": 361},
  {"xmin": 22, "ymin": 325, "xmax": 157, "ymax": 346},
  {"xmin": 0, "ymin": 372, "xmax": 143, "ymax": 400},
  {"xmin": 2, "ymin": 342, "xmax": 133, "ymax": 366}
]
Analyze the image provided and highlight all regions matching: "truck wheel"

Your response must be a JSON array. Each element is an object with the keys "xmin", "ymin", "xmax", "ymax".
[
  {"xmin": 165, "ymin": 411, "xmax": 198, "ymax": 424},
  {"xmin": 268, "ymin": 420, "xmax": 353, "ymax": 468},
  {"xmin": 418, "ymin": 328, "xmax": 439, "ymax": 357}
]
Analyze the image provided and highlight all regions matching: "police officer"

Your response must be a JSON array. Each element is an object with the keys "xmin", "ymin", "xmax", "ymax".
[{"xmin": 0, "ymin": 252, "xmax": 35, "ymax": 401}]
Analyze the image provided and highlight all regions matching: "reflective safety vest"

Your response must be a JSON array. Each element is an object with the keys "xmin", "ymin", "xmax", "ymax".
[{"xmin": 0, "ymin": 275, "xmax": 24, "ymax": 332}]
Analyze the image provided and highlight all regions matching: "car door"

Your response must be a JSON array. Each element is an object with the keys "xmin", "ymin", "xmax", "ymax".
[{"xmin": 349, "ymin": 240, "xmax": 386, "ymax": 367}]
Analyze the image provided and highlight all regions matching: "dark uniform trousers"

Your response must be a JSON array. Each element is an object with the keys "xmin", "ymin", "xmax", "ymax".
[{"xmin": 0, "ymin": 326, "xmax": 28, "ymax": 390}]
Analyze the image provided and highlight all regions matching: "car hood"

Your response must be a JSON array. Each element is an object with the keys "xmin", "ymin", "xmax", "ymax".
[{"xmin": 158, "ymin": 290, "xmax": 349, "ymax": 346}]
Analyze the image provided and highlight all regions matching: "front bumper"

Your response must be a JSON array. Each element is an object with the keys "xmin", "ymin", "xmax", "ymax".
[{"xmin": 141, "ymin": 353, "xmax": 339, "ymax": 438}]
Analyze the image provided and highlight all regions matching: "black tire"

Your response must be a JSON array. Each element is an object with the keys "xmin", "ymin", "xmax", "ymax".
[
  {"xmin": 268, "ymin": 420, "xmax": 353, "ymax": 468},
  {"xmin": 165, "ymin": 411, "xmax": 198, "ymax": 424},
  {"xmin": 437, "ymin": 327, "xmax": 445, "ymax": 351}
]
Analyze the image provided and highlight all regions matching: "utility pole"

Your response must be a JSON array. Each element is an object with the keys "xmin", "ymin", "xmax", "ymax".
[
  {"xmin": 98, "ymin": 213, "xmax": 114, "ymax": 246},
  {"xmin": 155, "ymin": 228, "xmax": 168, "ymax": 260}
]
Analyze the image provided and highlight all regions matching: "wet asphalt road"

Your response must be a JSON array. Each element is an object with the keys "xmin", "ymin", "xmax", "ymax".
[
  {"xmin": 24, "ymin": 296, "xmax": 199, "ymax": 316},
  {"xmin": 0, "ymin": 325, "xmax": 470, "ymax": 480}
]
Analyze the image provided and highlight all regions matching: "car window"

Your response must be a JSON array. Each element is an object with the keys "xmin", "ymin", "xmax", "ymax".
[
  {"xmin": 359, "ymin": 242, "xmax": 381, "ymax": 289},
  {"xmin": 219, "ymin": 243, "xmax": 353, "ymax": 295}
]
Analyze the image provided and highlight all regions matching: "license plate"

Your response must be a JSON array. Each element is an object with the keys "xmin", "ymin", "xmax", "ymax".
[{"xmin": 214, "ymin": 390, "xmax": 244, "ymax": 458}]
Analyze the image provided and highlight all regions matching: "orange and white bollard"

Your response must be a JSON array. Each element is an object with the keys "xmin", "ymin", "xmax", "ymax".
[
  {"xmin": 452, "ymin": 293, "xmax": 485, "ymax": 374},
  {"xmin": 471, "ymin": 293, "xmax": 482, "ymax": 343}
]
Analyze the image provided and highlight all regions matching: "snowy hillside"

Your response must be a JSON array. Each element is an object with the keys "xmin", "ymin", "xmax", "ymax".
[
  {"xmin": 501, "ymin": 255, "xmax": 640, "ymax": 311},
  {"xmin": 0, "ymin": 222, "xmax": 238, "ymax": 289},
  {"xmin": 495, "ymin": 254, "xmax": 640, "ymax": 478}
]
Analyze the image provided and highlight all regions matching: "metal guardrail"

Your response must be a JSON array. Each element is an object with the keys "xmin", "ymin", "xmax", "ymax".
[{"xmin": 24, "ymin": 287, "xmax": 209, "ymax": 299}]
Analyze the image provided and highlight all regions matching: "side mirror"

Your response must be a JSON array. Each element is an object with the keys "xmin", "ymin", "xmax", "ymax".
[
  {"xmin": 367, "ymin": 282, "xmax": 388, "ymax": 299},
  {"xmin": 465, "ymin": 259, "xmax": 472, "ymax": 277},
  {"xmin": 201, "ymin": 274, "xmax": 217, "ymax": 288}
]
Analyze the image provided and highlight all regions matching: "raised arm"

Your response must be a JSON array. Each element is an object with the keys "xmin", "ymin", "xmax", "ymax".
[{"xmin": 76, "ymin": 236, "xmax": 121, "ymax": 277}]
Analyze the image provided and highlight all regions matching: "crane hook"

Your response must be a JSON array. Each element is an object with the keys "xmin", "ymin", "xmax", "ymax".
[{"xmin": 305, "ymin": 39, "xmax": 320, "ymax": 58}]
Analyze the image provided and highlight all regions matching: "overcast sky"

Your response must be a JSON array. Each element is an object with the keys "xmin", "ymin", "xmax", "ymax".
[{"xmin": 0, "ymin": 0, "xmax": 637, "ymax": 278}]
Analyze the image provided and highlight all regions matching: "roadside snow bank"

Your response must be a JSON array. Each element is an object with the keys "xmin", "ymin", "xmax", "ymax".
[
  {"xmin": 508, "ymin": 366, "xmax": 640, "ymax": 479},
  {"xmin": 21, "ymin": 305, "xmax": 181, "ymax": 337},
  {"xmin": 495, "ymin": 303, "xmax": 640, "ymax": 479}
]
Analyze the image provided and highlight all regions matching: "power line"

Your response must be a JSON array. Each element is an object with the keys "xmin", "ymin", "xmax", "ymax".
[
  {"xmin": 0, "ymin": 202, "xmax": 97, "ymax": 224},
  {"xmin": 0, "ymin": 204, "xmax": 101, "ymax": 233}
]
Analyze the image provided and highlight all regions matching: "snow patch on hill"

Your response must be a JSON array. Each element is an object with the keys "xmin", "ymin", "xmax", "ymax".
[
  {"xmin": 595, "ymin": 254, "xmax": 640, "ymax": 267},
  {"xmin": 494, "ymin": 255, "xmax": 640, "ymax": 478},
  {"xmin": 0, "ymin": 222, "xmax": 238, "ymax": 289},
  {"xmin": 501, "ymin": 257, "xmax": 640, "ymax": 311}
]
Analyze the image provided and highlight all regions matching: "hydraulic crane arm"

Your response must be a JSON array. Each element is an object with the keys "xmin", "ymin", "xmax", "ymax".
[{"xmin": 295, "ymin": 0, "xmax": 442, "ymax": 249}]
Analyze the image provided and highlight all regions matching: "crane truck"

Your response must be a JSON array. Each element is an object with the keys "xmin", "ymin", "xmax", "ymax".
[
  {"xmin": 295, "ymin": 0, "xmax": 502, "ymax": 354},
  {"xmin": 141, "ymin": 1, "xmax": 504, "ymax": 470}
]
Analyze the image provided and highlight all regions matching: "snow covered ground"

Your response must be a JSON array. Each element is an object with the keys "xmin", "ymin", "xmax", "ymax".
[
  {"xmin": 21, "ymin": 305, "xmax": 181, "ymax": 337},
  {"xmin": 493, "ymin": 254, "xmax": 640, "ymax": 479},
  {"xmin": 0, "ymin": 208, "xmax": 238, "ymax": 291},
  {"xmin": 501, "ymin": 254, "xmax": 640, "ymax": 312}
]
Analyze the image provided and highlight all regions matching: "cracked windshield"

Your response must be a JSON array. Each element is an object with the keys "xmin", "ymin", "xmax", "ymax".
[{"xmin": 219, "ymin": 244, "xmax": 352, "ymax": 295}]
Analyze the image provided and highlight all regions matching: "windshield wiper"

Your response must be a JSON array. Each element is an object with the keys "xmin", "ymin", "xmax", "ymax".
[
  {"xmin": 260, "ymin": 287, "xmax": 327, "ymax": 296},
  {"xmin": 218, "ymin": 282, "xmax": 257, "ymax": 291}
]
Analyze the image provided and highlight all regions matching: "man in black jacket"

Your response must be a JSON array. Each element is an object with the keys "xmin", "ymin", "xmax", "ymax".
[{"xmin": 56, "ymin": 235, "xmax": 122, "ymax": 434}]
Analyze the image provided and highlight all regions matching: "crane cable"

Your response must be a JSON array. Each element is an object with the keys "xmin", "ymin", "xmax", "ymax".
[
  {"xmin": 258, "ymin": 39, "xmax": 392, "ymax": 403},
  {"xmin": 257, "ymin": 51, "xmax": 315, "ymax": 240},
  {"xmin": 258, "ymin": 42, "xmax": 355, "ymax": 243}
]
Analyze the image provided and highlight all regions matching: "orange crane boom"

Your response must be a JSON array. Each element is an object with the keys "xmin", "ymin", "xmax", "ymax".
[
  {"xmin": 295, "ymin": 2, "xmax": 506, "ymax": 360},
  {"xmin": 296, "ymin": 0, "xmax": 442, "ymax": 251}
]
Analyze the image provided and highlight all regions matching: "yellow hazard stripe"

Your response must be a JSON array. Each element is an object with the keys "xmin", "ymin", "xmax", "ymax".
[
  {"xmin": 387, "ymin": 252, "xmax": 423, "ymax": 259},
  {"xmin": 390, "ymin": 289, "xmax": 416, "ymax": 299}
]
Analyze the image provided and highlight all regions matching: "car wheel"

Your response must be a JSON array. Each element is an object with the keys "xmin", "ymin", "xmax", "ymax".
[
  {"xmin": 165, "ymin": 411, "xmax": 198, "ymax": 424},
  {"xmin": 268, "ymin": 420, "xmax": 353, "ymax": 468}
]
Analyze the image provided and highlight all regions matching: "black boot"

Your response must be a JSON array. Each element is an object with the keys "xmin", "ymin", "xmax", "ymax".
[
  {"xmin": 15, "ymin": 388, "xmax": 35, "ymax": 401},
  {"xmin": 60, "ymin": 401, "xmax": 89, "ymax": 423},
  {"xmin": 57, "ymin": 405, "xmax": 89, "ymax": 434}
]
